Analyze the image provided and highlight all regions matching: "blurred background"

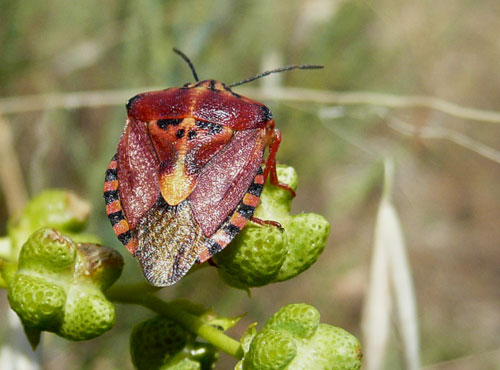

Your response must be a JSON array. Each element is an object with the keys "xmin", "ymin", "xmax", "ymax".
[{"xmin": 1, "ymin": 0, "xmax": 499, "ymax": 369}]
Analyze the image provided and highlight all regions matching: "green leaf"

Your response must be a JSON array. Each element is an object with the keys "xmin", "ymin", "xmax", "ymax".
[{"xmin": 200, "ymin": 311, "xmax": 244, "ymax": 332}]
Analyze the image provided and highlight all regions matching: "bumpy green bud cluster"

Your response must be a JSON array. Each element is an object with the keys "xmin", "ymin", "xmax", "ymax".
[
  {"xmin": 130, "ymin": 315, "xmax": 218, "ymax": 370},
  {"xmin": 7, "ymin": 226, "xmax": 123, "ymax": 347},
  {"xmin": 237, "ymin": 304, "xmax": 362, "ymax": 370},
  {"xmin": 2, "ymin": 190, "xmax": 95, "ymax": 287},
  {"xmin": 8, "ymin": 190, "xmax": 93, "ymax": 259},
  {"xmin": 213, "ymin": 166, "xmax": 330, "ymax": 288}
]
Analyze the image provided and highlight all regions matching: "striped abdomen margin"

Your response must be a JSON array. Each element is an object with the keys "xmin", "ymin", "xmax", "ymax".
[{"xmin": 103, "ymin": 154, "xmax": 138, "ymax": 253}]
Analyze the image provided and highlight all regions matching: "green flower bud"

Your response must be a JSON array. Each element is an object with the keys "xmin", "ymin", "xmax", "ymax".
[
  {"xmin": 8, "ymin": 275, "xmax": 66, "ymax": 331},
  {"xmin": 245, "ymin": 330, "xmax": 296, "ymax": 370},
  {"xmin": 274, "ymin": 213, "xmax": 329, "ymax": 282},
  {"xmin": 131, "ymin": 316, "xmax": 218, "ymax": 370},
  {"xmin": 241, "ymin": 304, "xmax": 362, "ymax": 370},
  {"xmin": 214, "ymin": 224, "xmax": 287, "ymax": 288},
  {"xmin": 264, "ymin": 303, "xmax": 320, "ymax": 339},
  {"xmin": 299, "ymin": 324, "xmax": 362, "ymax": 370},
  {"xmin": 58, "ymin": 291, "xmax": 116, "ymax": 341},
  {"xmin": 7, "ymin": 227, "xmax": 123, "ymax": 347},
  {"xmin": 8, "ymin": 190, "xmax": 91, "ymax": 261},
  {"xmin": 214, "ymin": 166, "xmax": 330, "ymax": 288}
]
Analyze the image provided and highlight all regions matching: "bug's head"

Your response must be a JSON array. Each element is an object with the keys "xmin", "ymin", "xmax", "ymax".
[{"xmin": 125, "ymin": 49, "xmax": 322, "ymax": 125}]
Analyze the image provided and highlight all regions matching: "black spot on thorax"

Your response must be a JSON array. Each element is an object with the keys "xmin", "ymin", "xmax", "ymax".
[
  {"xmin": 176, "ymin": 129, "xmax": 185, "ymax": 139},
  {"xmin": 195, "ymin": 120, "xmax": 223, "ymax": 135},
  {"xmin": 158, "ymin": 119, "xmax": 182, "ymax": 130}
]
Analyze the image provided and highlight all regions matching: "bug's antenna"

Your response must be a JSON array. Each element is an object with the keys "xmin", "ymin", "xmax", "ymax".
[
  {"xmin": 173, "ymin": 48, "xmax": 199, "ymax": 82},
  {"xmin": 228, "ymin": 64, "xmax": 323, "ymax": 88}
]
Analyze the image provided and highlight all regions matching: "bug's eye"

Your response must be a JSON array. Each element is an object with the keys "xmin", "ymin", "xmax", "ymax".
[{"xmin": 157, "ymin": 119, "xmax": 182, "ymax": 130}]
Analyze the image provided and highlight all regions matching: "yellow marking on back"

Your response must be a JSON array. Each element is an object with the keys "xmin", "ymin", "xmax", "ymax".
[{"xmin": 160, "ymin": 152, "xmax": 196, "ymax": 206}]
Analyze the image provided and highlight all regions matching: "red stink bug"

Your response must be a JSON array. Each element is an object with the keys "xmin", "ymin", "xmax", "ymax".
[{"xmin": 104, "ymin": 49, "xmax": 322, "ymax": 286}]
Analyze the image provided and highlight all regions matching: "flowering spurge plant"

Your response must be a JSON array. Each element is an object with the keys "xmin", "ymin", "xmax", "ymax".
[{"xmin": 0, "ymin": 168, "xmax": 361, "ymax": 369}]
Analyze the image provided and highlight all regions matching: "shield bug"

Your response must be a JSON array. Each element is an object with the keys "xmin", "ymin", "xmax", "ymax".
[{"xmin": 104, "ymin": 49, "xmax": 322, "ymax": 286}]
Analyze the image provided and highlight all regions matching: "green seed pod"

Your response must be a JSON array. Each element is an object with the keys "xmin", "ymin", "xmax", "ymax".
[
  {"xmin": 7, "ymin": 227, "xmax": 123, "ymax": 347},
  {"xmin": 59, "ymin": 292, "xmax": 116, "ymax": 341},
  {"xmin": 214, "ymin": 166, "xmax": 330, "ymax": 289},
  {"xmin": 244, "ymin": 330, "xmax": 297, "ymax": 370},
  {"xmin": 214, "ymin": 224, "xmax": 287, "ymax": 288},
  {"xmin": 264, "ymin": 303, "xmax": 320, "ymax": 339},
  {"xmin": 130, "ymin": 316, "xmax": 218, "ymax": 370},
  {"xmin": 298, "ymin": 324, "xmax": 363, "ymax": 370},
  {"xmin": 8, "ymin": 275, "xmax": 66, "ymax": 331},
  {"xmin": 7, "ymin": 190, "xmax": 91, "ymax": 261},
  {"xmin": 273, "ymin": 213, "xmax": 329, "ymax": 282},
  {"xmin": 18, "ymin": 227, "xmax": 77, "ymax": 274},
  {"xmin": 241, "ymin": 304, "xmax": 362, "ymax": 370}
]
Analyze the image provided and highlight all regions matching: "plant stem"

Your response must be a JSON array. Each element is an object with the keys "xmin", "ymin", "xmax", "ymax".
[
  {"xmin": 2, "ymin": 87, "xmax": 500, "ymax": 124},
  {"xmin": 106, "ymin": 284, "xmax": 244, "ymax": 359}
]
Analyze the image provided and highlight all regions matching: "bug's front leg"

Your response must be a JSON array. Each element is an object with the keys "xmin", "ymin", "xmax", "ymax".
[
  {"xmin": 249, "ymin": 216, "xmax": 284, "ymax": 231},
  {"xmin": 263, "ymin": 122, "xmax": 296, "ymax": 198}
]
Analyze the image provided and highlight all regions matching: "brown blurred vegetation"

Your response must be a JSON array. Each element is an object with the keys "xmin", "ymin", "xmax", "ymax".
[{"xmin": 0, "ymin": 0, "xmax": 499, "ymax": 369}]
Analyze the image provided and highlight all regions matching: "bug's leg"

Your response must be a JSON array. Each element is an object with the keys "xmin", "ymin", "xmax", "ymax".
[
  {"xmin": 250, "ymin": 216, "xmax": 284, "ymax": 232},
  {"xmin": 207, "ymin": 258, "xmax": 218, "ymax": 267},
  {"xmin": 263, "ymin": 126, "xmax": 296, "ymax": 198}
]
